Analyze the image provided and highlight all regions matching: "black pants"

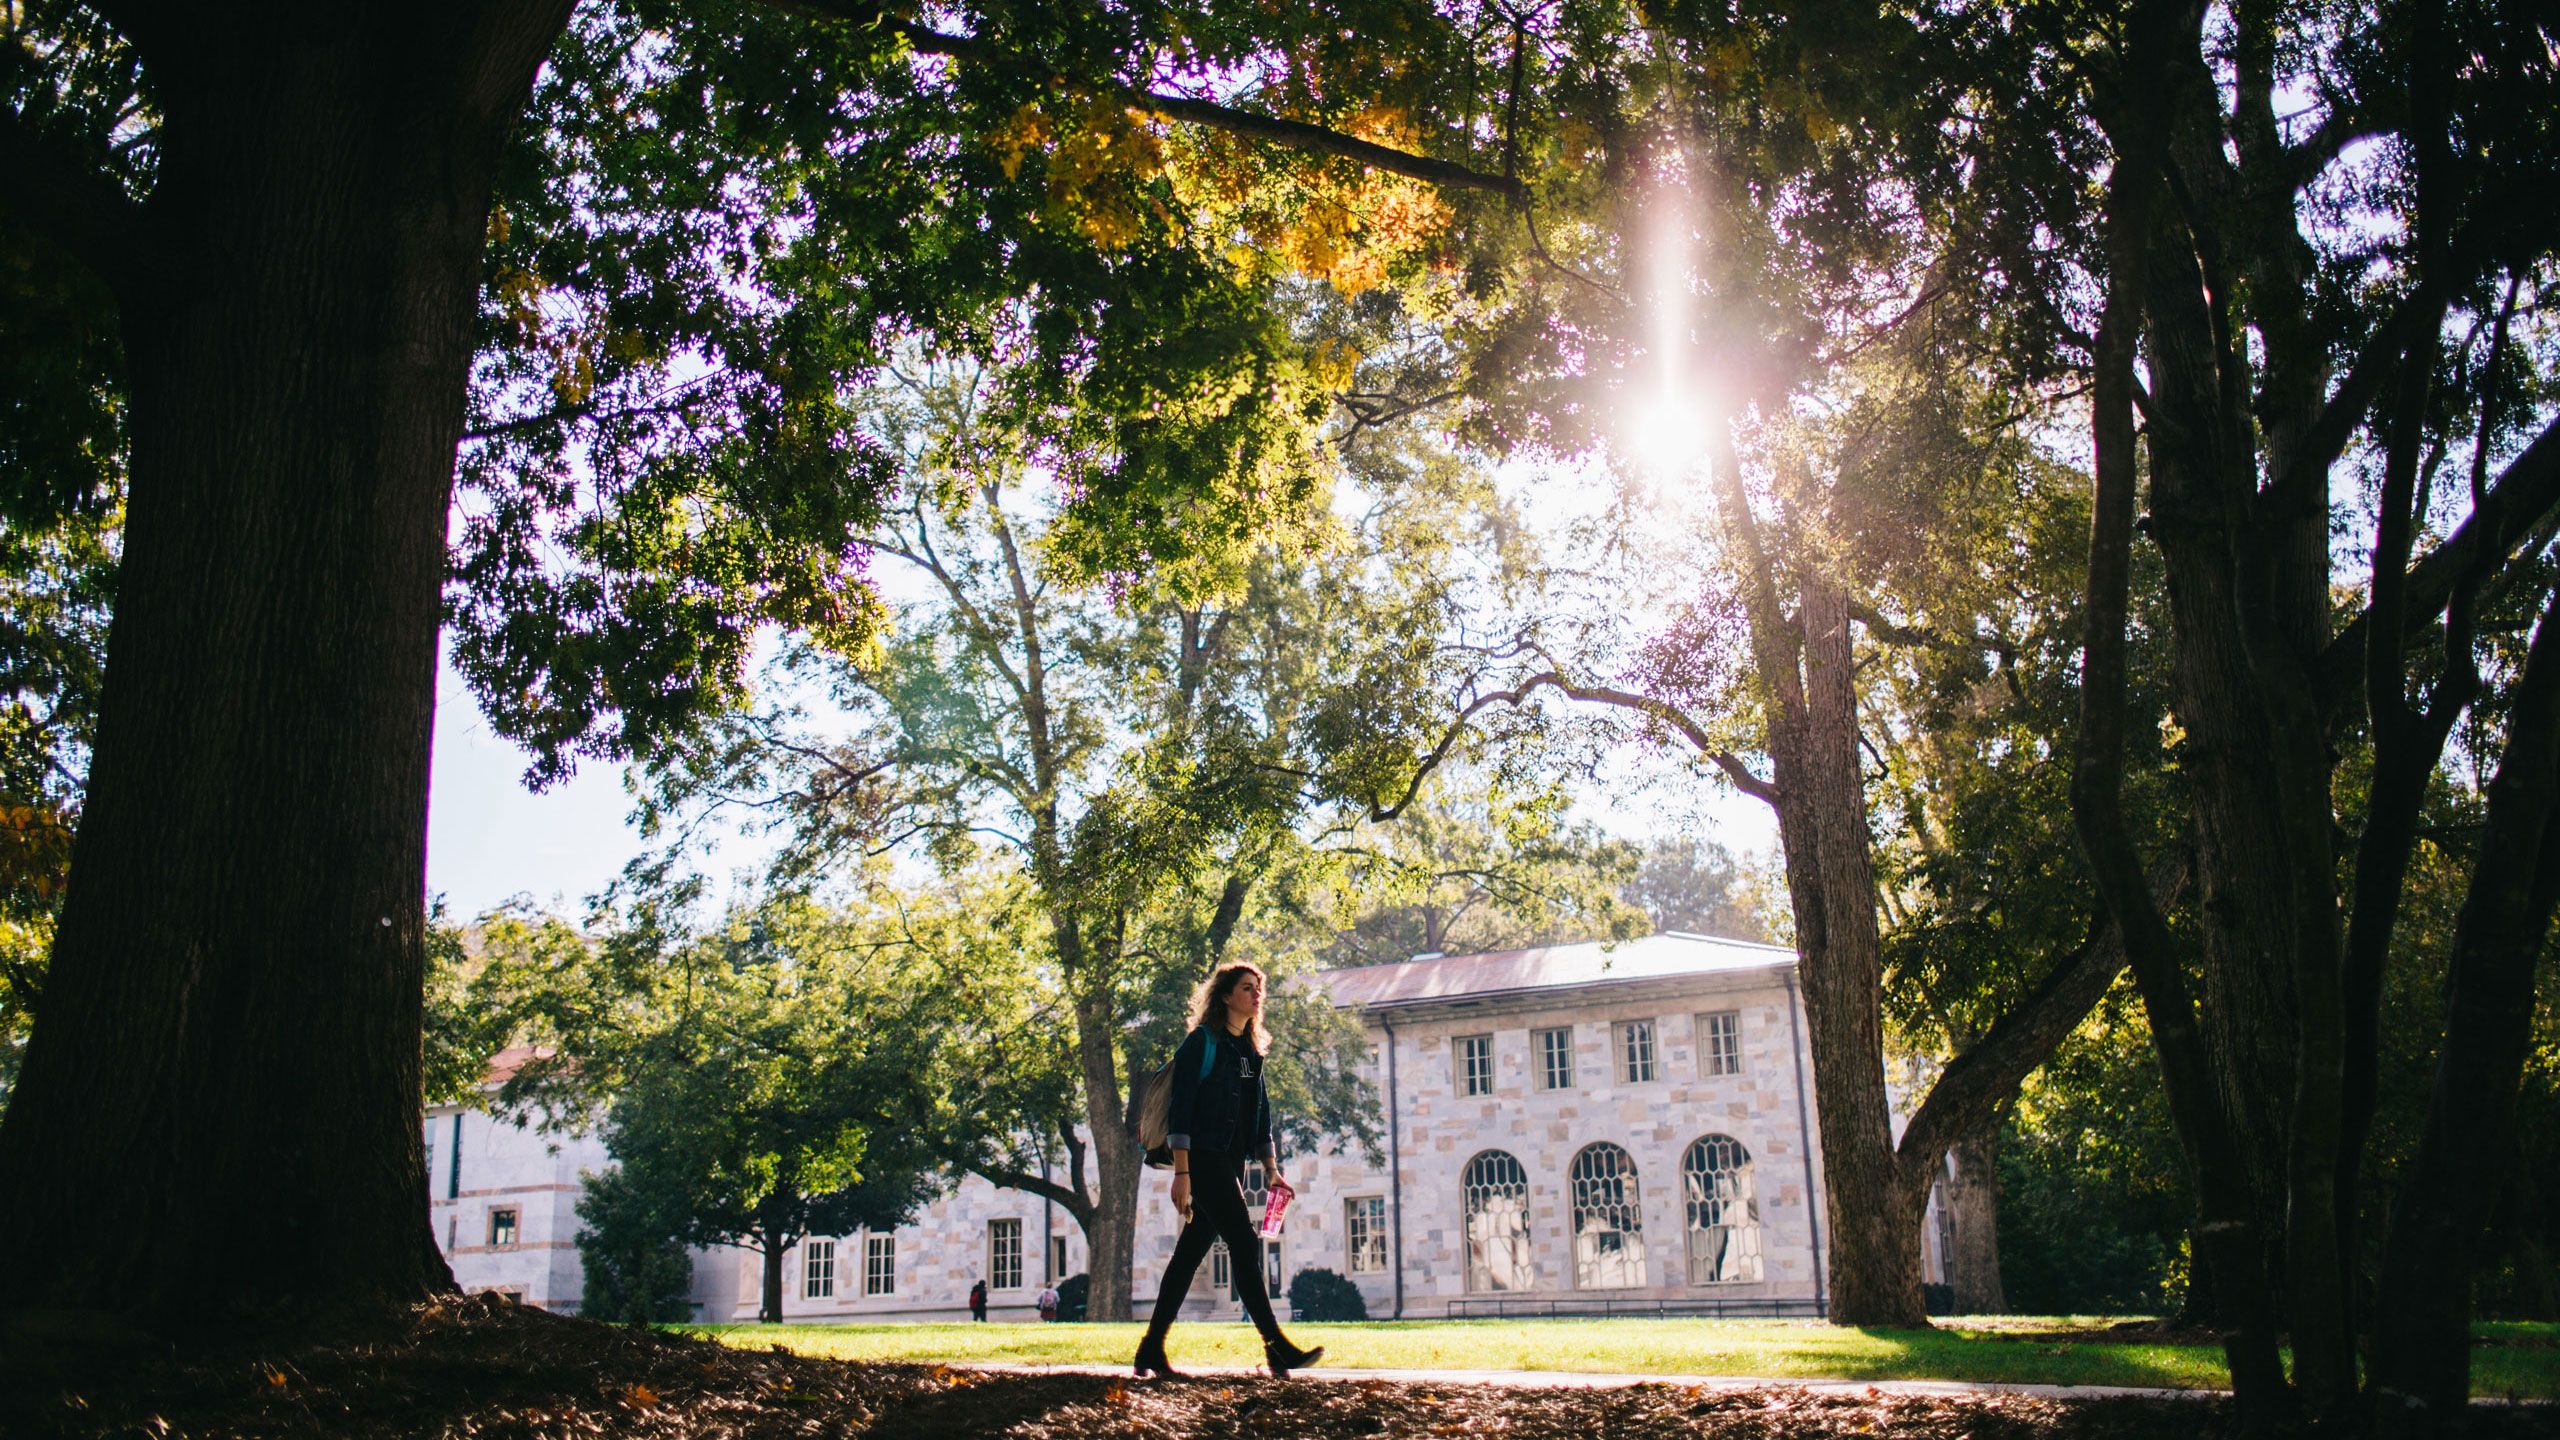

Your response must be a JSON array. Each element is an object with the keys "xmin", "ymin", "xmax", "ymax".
[{"xmin": 1144, "ymin": 1150, "xmax": 1281, "ymax": 1340}]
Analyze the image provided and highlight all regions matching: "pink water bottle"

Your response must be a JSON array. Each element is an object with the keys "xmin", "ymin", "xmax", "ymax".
[{"xmin": 1260, "ymin": 1175, "xmax": 1294, "ymax": 1237}]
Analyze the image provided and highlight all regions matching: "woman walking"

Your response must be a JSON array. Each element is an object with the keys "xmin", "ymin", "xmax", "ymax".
[{"xmin": 1133, "ymin": 962, "xmax": 1324, "ymax": 1380}]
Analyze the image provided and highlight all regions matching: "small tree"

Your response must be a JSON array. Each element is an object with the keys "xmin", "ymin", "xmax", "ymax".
[{"xmin": 486, "ymin": 892, "xmax": 949, "ymax": 1323}]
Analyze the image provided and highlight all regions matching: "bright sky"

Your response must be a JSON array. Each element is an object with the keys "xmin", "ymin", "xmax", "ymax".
[
  {"xmin": 424, "ymin": 657, "xmax": 1777, "ymax": 925},
  {"xmin": 426, "ymin": 381, "xmax": 1781, "ymax": 923}
]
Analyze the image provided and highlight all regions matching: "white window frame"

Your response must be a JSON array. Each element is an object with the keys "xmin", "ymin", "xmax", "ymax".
[
  {"xmin": 863, "ymin": 1232, "xmax": 896, "ymax": 1296},
  {"xmin": 1619, "ymin": 1019, "xmax": 1658, "ymax": 1084},
  {"xmin": 1458, "ymin": 1033, "xmax": 1495, "ymax": 1097},
  {"xmin": 1210, "ymin": 1238, "xmax": 1232, "ymax": 1294},
  {"xmin": 989, "ymin": 1217, "xmax": 1024, "ymax": 1291},
  {"xmin": 1569, "ymin": 1142, "xmax": 1649, "ymax": 1289},
  {"xmin": 1048, "ymin": 1232, "xmax": 1070, "ymax": 1282},
  {"xmin": 804, "ymin": 1238, "xmax": 837, "ymax": 1299},
  {"xmin": 1344, "ymin": 1195, "xmax": 1388, "ymax": 1274},
  {"xmin": 1699, "ymin": 1010, "xmax": 1743, "ymax": 1077},
  {"xmin": 1461, "ymin": 1150, "xmax": 1535, "ymax": 1292},
  {"xmin": 1681, "ymin": 1134, "xmax": 1764, "ymax": 1284},
  {"xmin": 1535, "ymin": 1026, "xmax": 1575, "ymax": 1091},
  {"xmin": 486, "ymin": 1207, "xmax": 518, "ymax": 1249}
]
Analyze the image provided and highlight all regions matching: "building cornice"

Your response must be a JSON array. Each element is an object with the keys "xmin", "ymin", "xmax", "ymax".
[{"xmin": 1335, "ymin": 961, "xmax": 1798, "ymax": 1027}]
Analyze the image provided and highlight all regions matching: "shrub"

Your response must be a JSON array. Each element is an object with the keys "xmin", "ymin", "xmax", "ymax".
[
  {"xmin": 1055, "ymin": 1272, "xmax": 1089, "ymax": 1322},
  {"xmin": 1287, "ymin": 1266, "xmax": 1368, "ymax": 1321},
  {"xmin": 575, "ymin": 1168, "xmax": 697, "ymax": 1326}
]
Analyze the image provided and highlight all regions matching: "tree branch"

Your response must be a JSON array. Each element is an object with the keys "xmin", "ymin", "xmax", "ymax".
[
  {"xmin": 1896, "ymin": 846, "xmax": 2191, "ymax": 1177},
  {"xmin": 1848, "ymin": 602, "xmax": 2018, "ymax": 665},
  {"xmin": 964, "ymin": 1160, "xmax": 1093, "ymax": 1222},
  {"xmin": 2320, "ymin": 412, "xmax": 2560, "ymax": 725},
  {"xmin": 767, "ymin": 0, "xmax": 1525, "ymax": 198},
  {"xmin": 1377, "ymin": 670, "xmax": 1772, "ymax": 821}
]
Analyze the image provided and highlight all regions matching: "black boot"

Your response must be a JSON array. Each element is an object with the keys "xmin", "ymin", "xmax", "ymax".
[
  {"xmin": 1263, "ymin": 1336, "xmax": 1323, "ymax": 1378},
  {"xmin": 1133, "ymin": 1329, "xmax": 1181, "ymax": 1379}
]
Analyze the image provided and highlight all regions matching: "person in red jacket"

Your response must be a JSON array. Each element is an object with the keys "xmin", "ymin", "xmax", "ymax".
[{"xmin": 968, "ymin": 1278, "xmax": 987, "ymax": 1322}]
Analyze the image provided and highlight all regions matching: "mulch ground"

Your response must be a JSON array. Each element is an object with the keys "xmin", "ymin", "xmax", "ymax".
[{"xmin": 1, "ymin": 1296, "xmax": 2551, "ymax": 1439}]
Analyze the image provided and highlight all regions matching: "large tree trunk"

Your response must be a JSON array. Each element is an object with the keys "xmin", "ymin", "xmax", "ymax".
[
  {"xmin": 2068, "ymin": 102, "xmax": 2290, "ymax": 1418},
  {"xmin": 1071, "ymin": 984, "xmax": 1141, "ymax": 1321},
  {"xmin": 0, "ymin": 5, "xmax": 571, "ymax": 1338},
  {"xmin": 1947, "ymin": 1116, "xmax": 2008, "ymax": 1315},
  {"xmin": 2371, "ymin": 590, "xmax": 2560, "ymax": 1414},
  {"xmin": 1773, "ymin": 577, "xmax": 1926, "ymax": 1328}
]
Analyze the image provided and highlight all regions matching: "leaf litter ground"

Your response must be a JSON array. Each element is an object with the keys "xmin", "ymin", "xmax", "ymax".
[{"xmin": 3, "ymin": 1296, "xmax": 2553, "ymax": 1438}]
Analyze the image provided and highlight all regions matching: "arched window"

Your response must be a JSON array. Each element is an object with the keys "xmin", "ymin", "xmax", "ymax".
[
  {"xmin": 1682, "ymin": 1134, "xmax": 1763, "ymax": 1283},
  {"xmin": 1461, "ymin": 1150, "xmax": 1534, "ymax": 1292},
  {"xmin": 1569, "ymin": 1143, "xmax": 1648, "ymax": 1289}
]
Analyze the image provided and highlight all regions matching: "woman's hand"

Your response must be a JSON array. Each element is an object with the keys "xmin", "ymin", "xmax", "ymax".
[{"xmin": 1171, "ymin": 1172, "xmax": 1192, "ymax": 1222}]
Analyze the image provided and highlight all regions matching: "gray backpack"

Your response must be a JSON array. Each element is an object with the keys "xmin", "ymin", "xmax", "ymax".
[{"xmin": 1129, "ymin": 1029, "xmax": 1218, "ymax": 1169}]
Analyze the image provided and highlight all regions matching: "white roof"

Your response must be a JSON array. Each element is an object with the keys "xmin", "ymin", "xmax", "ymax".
[{"xmin": 1297, "ymin": 932, "xmax": 1795, "ymax": 1011}]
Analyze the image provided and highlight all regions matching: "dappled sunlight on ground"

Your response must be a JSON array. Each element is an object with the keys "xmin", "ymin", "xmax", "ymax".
[{"xmin": 699, "ymin": 1315, "xmax": 2560, "ymax": 1399}]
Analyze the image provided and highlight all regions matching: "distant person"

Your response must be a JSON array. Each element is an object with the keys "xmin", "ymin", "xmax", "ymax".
[
  {"xmin": 968, "ymin": 1278, "xmax": 988, "ymax": 1322},
  {"xmin": 1133, "ymin": 961, "xmax": 1323, "ymax": 1380},
  {"xmin": 1036, "ymin": 1282, "xmax": 1060, "ymax": 1322}
]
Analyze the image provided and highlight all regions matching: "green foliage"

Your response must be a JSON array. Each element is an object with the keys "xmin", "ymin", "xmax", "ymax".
[
  {"xmin": 1624, "ymin": 836, "xmax": 1769, "ymax": 943},
  {"xmin": 0, "ymin": 5, "xmax": 134, "ymax": 1101},
  {"xmin": 476, "ymin": 891, "xmax": 950, "ymax": 1274},
  {"xmin": 626, "ymin": 356, "xmax": 1538, "ymax": 1213},
  {"xmin": 1286, "ymin": 1265, "xmax": 1368, "ymax": 1321},
  {"xmin": 1996, "ymin": 990, "xmax": 2191, "ymax": 1316},
  {"xmin": 450, "ymin": 2, "xmax": 1356, "ymax": 786},
  {"xmin": 574, "ymin": 1163, "xmax": 700, "ymax": 1327},
  {"xmin": 1249, "ymin": 774, "xmax": 1648, "ymax": 970}
]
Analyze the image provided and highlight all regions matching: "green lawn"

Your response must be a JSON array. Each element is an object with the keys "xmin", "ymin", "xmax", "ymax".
[{"xmin": 696, "ymin": 1317, "xmax": 2560, "ymax": 1399}]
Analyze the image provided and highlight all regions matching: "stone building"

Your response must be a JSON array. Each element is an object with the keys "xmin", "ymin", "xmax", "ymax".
[{"xmin": 432, "ymin": 934, "xmax": 1953, "ymax": 1322}]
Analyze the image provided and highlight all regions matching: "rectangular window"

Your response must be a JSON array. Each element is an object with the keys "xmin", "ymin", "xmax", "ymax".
[
  {"xmin": 864, "ymin": 1233, "xmax": 896, "ymax": 1296},
  {"xmin": 1344, "ymin": 1196, "xmax": 1388, "ymax": 1274},
  {"xmin": 989, "ymin": 1218, "xmax": 1024, "ymax": 1290},
  {"xmin": 1620, "ymin": 1020, "xmax": 1657, "ymax": 1084},
  {"xmin": 448, "ymin": 1113, "xmax": 464, "ymax": 1199},
  {"xmin": 804, "ymin": 1238, "xmax": 836, "ymax": 1299},
  {"xmin": 1700, "ymin": 1010, "xmax": 1743, "ymax": 1076},
  {"xmin": 1458, "ymin": 1033, "xmax": 1495, "ymax": 1096},
  {"xmin": 1049, "ymin": 1233, "xmax": 1070, "ymax": 1282},
  {"xmin": 487, "ymin": 1207, "xmax": 518, "ymax": 1248},
  {"xmin": 1535, "ymin": 1027, "xmax": 1575, "ymax": 1091},
  {"xmin": 1210, "ymin": 1239, "xmax": 1232, "ymax": 1294},
  {"xmin": 1266, "ymin": 1239, "xmax": 1284, "ymax": 1297}
]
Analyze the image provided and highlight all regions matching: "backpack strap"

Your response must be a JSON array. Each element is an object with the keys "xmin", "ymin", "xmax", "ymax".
[{"xmin": 1199, "ymin": 1028, "xmax": 1218, "ymax": 1081}]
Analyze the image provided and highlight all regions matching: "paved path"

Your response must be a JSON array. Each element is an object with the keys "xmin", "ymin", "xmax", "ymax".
[{"xmin": 948, "ymin": 1360, "xmax": 2217, "ymax": 1402}]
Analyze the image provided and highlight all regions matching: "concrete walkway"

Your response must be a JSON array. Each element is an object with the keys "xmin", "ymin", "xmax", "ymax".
[{"xmin": 949, "ymin": 1360, "xmax": 2218, "ymax": 1403}]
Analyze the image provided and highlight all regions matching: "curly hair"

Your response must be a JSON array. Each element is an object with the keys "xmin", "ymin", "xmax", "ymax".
[{"xmin": 1187, "ymin": 961, "xmax": 1273, "ymax": 1053}]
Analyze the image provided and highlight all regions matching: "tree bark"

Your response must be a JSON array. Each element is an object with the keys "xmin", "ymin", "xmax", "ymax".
[
  {"xmin": 1070, "ymin": 979, "xmax": 1142, "ymax": 1321},
  {"xmin": 0, "ymin": 2, "xmax": 572, "ymax": 1338},
  {"xmin": 1775, "ymin": 576, "xmax": 1925, "ymax": 1327},
  {"xmin": 758, "ymin": 1231, "xmax": 790, "ymax": 1324},
  {"xmin": 2371, "ymin": 587, "xmax": 2560, "ymax": 1414},
  {"xmin": 1947, "ymin": 1116, "xmax": 2008, "ymax": 1315},
  {"xmin": 2068, "ymin": 71, "xmax": 2290, "ymax": 1416}
]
